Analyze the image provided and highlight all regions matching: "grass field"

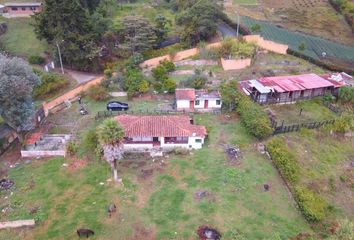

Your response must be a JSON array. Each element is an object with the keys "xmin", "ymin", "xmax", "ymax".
[
  {"xmin": 0, "ymin": 18, "xmax": 47, "ymax": 58},
  {"xmin": 272, "ymin": 129, "xmax": 354, "ymax": 223},
  {"xmin": 265, "ymin": 99, "xmax": 337, "ymax": 125},
  {"xmin": 0, "ymin": 113, "xmax": 311, "ymax": 239},
  {"xmin": 233, "ymin": 0, "xmax": 258, "ymax": 5}
]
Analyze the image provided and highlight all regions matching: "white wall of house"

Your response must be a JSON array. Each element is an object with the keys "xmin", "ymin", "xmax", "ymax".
[
  {"xmin": 176, "ymin": 100, "xmax": 191, "ymax": 109},
  {"xmin": 123, "ymin": 136, "xmax": 205, "ymax": 151},
  {"xmin": 177, "ymin": 98, "xmax": 221, "ymax": 110}
]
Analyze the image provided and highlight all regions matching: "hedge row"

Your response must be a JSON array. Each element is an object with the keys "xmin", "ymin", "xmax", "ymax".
[
  {"xmin": 287, "ymin": 49, "xmax": 354, "ymax": 75},
  {"xmin": 266, "ymin": 138, "xmax": 300, "ymax": 183},
  {"xmin": 235, "ymin": 91, "xmax": 273, "ymax": 139},
  {"xmin": 33, "ymin": 70, "xmax": 69, "ymax": 99},
  {"xmin": 294, "ymin": 186, "xmax": 327, "ymax": 222},
  {"xmin": 267, "ymin": 138, "xmax": 328, "ymax": 223}
]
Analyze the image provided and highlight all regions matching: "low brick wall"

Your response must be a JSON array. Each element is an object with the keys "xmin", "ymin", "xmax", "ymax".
[
  {"xmin": 140, "ymin": 55, "xmax": 171, "ymax": 68},
  {"xmin": 220, "ymin": 58, "xmax": 252, "ymax": 71},
  {"xmin": 243, "ymin": 35, "xmax": 288, "ymax": 55},
  {"xmin": 43, "ymin": 76, "xmax": 103, "ymax": 115},
  {"xmin": 0, "ymin": 220, "xmax": 35, "ymax": 229},
  {"xmin": 21, "ymin": 150, "xmax": 66, "ymax": 158}
]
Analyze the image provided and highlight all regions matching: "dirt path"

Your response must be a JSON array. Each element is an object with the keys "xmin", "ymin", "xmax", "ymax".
[{"xmin": 43, "ymin": 76, "xmax": 103, "ymax": 114}]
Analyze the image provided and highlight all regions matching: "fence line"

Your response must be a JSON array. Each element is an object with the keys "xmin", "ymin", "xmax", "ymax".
[
  {"xmin": 95, "ymin": 109, "xmax": 221, "ymax": 120},
  {"xmin": 272, "ymin": 119, "xmax": 335, "ymax": 135}
]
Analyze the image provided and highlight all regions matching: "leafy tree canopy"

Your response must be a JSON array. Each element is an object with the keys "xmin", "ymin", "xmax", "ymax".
[
  {"xmin": 176, "ymin": 1, "xmax": 228, "ymax": 45},
  {"xmin": 119, "ymin": 15, "xmax": 157, "ymax": 55},
  {"xmin": 0, "ymin": 54, "xmax": 41, "ymax": 132},
  {"xmin": 97, "ymin": 118, "xmax": 125, "ymax": 145},
  {"xmin": 33, "ymin": 0, "xmax": 101, "ymax": 70}
]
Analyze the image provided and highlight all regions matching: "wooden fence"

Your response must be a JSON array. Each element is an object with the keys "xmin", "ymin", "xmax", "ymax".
[
  {"xmin": 272, "ymin": 119, "xmax": 335, "ymax": 135},
  {"xmin": 95, "ymin": 109, "xmax": 221, "ymax": 120}
]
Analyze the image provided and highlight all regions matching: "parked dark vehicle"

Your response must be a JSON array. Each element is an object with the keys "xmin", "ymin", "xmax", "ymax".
[{"xmin": 106, "ymin": 101, "xmax": 129, "ymax": 111}]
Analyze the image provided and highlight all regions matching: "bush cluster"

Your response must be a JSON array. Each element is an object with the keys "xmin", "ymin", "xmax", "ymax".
[
  {"xmin": 180, "ymin": 68, "xmax": 207, "ymax": 89},
  {"xmin": 151, "ymin": 60, "xmax": 177, "ymax": 93},
  {"xmin": 294, "ymin": 186, "xmax": 327, "ymax": 222},
  {"xmin": 266, "ymin": 138, "xmax": 300, "ymax": 183},
  {"xmin": 29, "ymin": 55, "xmax": 45, "ymax": 65},
  {"xmin": 33, "ymin": 70, "xmax": 68, "ymax": 99},
  {"xmin": 123, "ymin": 68, "xmax": 150, "ymax": 98},
  {"xmin": 87, "ymin": 85, "xmax": 110, "ymax": 101},
  {"xmin": 325, "ymin": 112, "xmax": 354, "ymax": 134},
  {"xmin": 236, "ymin": 92, "xmax": 273, "ymax": 139}
]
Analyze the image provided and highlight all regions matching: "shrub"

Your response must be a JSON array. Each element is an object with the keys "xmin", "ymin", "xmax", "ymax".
[
  {"xmin": 173, "ymin": 147, "xmax": 189, "ymax": 155},
  {"xmin": 29, "ymin": 55, "xmax": 45, "ymax": 65},
  {"xmin": 218, "ymin": 38, "xmax": 256, "ymax": 59},
  {"xmin": 66, "ymin": 141, "xmax": 79, "ymax": 156},
  {"xmin": 164, "ymin": 78, "xmax": 177, "ymax": 93},
  {"xmin": 325, "ymin": 112, "xmax": 354, "ymax": 134},
  {"xmin": 152, "ymin": 65, "xmax": 168, "ymax": 81},
  {"xmin": 180, "ymin": 69, "xmax": 208, "ymax": 89},
  {"xmin": 338, "ymin": 86, "xmax": 354, "ymax": 105},
  {"xmin": 124, "ymin": 68, "xmax": 149, "ymax": 97},
  {"xmin": 104, "ymin": 68, "xmax": 113, "ymax": 78},
  {"xmin": 236, "ymin": 93, "xmax": 273, "ymax": 139},
  {"xmin": 160, "ymin": 59, "xmax": 176, "ymax": 72},
  {"xmin": 87, "ymin": 85, "xmax": 110, "ymax": 101},
  {"xmin": 34, "ymin": 70, "xmax": 68, "ymax": 99},
  {"xmin": 267, "ymin": 138, "xmax": 300, "ymax": 183},
  {"xmin": 251, "ymin": 24, "xmax": 261, "ymax": 32},
  {"xmin": 294, "ymin": 186, "xmax": 327, "ymax": 222}
]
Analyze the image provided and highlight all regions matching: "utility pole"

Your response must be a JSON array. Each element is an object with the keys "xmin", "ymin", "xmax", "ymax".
[
  {"xmin": 56, "ymin": 41, "xmax": 64, "ymax": 74},
  {"xmin": 235, "ymin": 10, "xmax": 240, "ymax": 38}
]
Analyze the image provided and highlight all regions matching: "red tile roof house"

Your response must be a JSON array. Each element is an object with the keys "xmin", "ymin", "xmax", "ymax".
[
  {"xmin": 115, "ymin": 115, "xmax": 207, "ymax": 151},
  {"xmin": 2, "ymin": 2, "xmax": 43, "ymax": 17},
  {"xmin": 175, "ymin": 88, "xmax": 222, "ymax": 112},
  {"xmin": 239, "ymin": 73, "xmax": 345, "ymax": 104}
]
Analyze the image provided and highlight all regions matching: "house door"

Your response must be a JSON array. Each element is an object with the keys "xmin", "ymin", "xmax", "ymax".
[
  {"xmin": 204, "ymin": 100, "xmax": 209, "ymax": 109},
  {"xmin": 189, "ymin": 101, "xmax": 194, "ymax": 110}
]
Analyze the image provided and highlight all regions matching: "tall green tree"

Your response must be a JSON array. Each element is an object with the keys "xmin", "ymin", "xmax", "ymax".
[
  {"xmin": 176, "ymin": 1, "xmax": 228, "ymax": 45},
  {"xmin": 0, "ymin": 54, "xmax": 41, "ymax": 136},
  {"xmin": 96, "ymin": 118, "xmax": 125, "ymax": 182},
  {"xmin": 33, "ymin": 0, "xmax": 100, "ymax": 70},
  {"xmin": 119, "ymin": 16, "xmax": 157, "ymax": 55}
]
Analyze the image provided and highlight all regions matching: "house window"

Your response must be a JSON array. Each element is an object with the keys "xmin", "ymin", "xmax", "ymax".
[
  {"xmin": 11, "ymin": 7, "xmax": 18, "ymax": 11},
  {"xmin": 195, "ymin": 100, "xmax": 200, "ymax": 106},
  {"xmin": 30, "ymin": 7, "xmax": 36, "ymax": 10},
  {"xmin": 22, "ymin": 7, "xmax": 26, "ymax": 11},
  {"xmin": 216, "ymin": 100, "xmax": 221, "ymax": 105},
  {"xmin": 195, "ymin": 139, "xmax": 202, "ymax": 143}
]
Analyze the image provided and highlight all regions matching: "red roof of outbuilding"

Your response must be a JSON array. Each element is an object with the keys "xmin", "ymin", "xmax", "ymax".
[
  {"xmin": 175, "ymin": 89, "xmax": 195, "ymax": 100},
  {"xmin": 115, "ymin": 115, "xmax": 207, "ymax": 138},
  {"xmin": 258, "ymin": 74, "xmax": 334, "ymax": 93}
]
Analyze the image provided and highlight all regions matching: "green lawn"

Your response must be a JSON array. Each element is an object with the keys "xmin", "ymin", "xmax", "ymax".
[
  {"xmin": 232, "ymin": 0, "xmax": 258, "ymax": 5},
  {"xmin": 0, "ymin": 18, "xmax": 48, "ymax": 58},
  {"xmin": 0, "ymin": 114, "xmax": 310, "ymax": 239},
  {"xmin": 265, "ymin": 99, "xmax": 337, "ymax": 125},
  {"xmin": 273, "ymin": 129, "xmax": 354, "ymax": 222}
]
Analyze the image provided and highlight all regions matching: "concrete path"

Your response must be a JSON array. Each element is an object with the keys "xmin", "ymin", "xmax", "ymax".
[{"xmin": 217, "ymin": 22, "xmax": 238, "ymax": 38}]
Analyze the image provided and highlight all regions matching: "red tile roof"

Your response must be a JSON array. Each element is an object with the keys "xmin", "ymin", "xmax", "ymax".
[
  {"xmin": 115, "ymin": 115, "xmax": 207, "ymax": 138},
  {"xmin": 175, "ymin": 89, "xmax": 195, "ymax": 100},
  {"xmin": 257, "ymin": 74, "xmax": 334, "ymax": 93},
  {"xmin": 25, "ymin": 132, "xmax": 41, "ymax": 145}
]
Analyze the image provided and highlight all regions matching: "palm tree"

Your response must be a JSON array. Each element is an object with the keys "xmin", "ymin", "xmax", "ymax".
[{"xmin": 96, "ymin": 118, "xmax": 125, "ymax": 182}]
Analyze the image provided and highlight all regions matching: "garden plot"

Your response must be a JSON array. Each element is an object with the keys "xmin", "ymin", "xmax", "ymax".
[
  {"xmin": 264, "ymin": 99, "xmax": 337, "ymax": 125},
  {"xmin": 235, "ymin": 0, "xmax": 354, "ymax": 45}
]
